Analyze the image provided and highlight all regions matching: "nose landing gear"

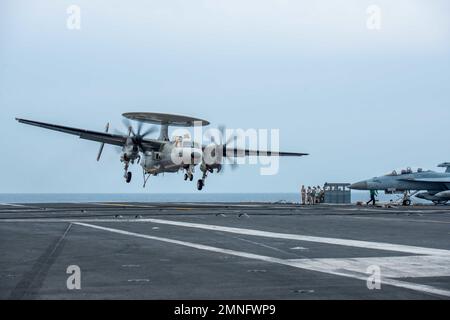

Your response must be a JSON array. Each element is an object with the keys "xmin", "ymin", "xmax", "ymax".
[{"xmin": 184, "ymin": 166, "xmax": 194, "ymax": 182}]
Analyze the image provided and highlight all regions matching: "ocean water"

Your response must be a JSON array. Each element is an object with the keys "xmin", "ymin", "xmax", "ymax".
[{"xmin": 0, "ymin": 191, "xmax": 411, "ymax": 204}]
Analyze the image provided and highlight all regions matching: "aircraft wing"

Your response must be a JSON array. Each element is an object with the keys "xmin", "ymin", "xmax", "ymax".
[
  {"xmin": 16, "ymin": 118, "xmax": 163, "ymax": 150},
  {"xmin": 400, "ymin": 177, "xmax": 450, "ymax": 183},
  {"xmin": 223, "ymin": 147, "xmax": 308, "ymax": 157}
]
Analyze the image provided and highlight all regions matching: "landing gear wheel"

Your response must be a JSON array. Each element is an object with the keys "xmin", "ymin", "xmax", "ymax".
[
  {"xmin": 126, "ymin": 172, "xmax": 132, "ymax": 183},
  {"xmin": 403, "ymin": 199, "xmax": 411, "ymax": 206},
  {"xmin": 184, "ymin": 173, "xmax": 188, "ymax": 181},
  {"xmin": 189, "ymin": 175, "xmax": 194, "ymax": 181},
  {"xmin": 197, "ymin": 179, "xmax": 204, "ymax": 191}
]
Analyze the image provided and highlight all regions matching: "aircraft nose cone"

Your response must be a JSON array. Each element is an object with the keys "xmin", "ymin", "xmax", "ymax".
[{"xmin": 350, "ymin": 181, "xmax": 368, "ymax": 190}]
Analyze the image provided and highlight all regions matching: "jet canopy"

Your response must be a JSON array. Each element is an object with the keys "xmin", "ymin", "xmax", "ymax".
[{"xmin": 385, "ymin": 167, "xmax": 427, "ymax": 176}]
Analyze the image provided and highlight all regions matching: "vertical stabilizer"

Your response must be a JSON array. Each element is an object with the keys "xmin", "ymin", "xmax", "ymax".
[{"xmin": 438, "ymin": 163, "xmax": 450, "ymax": 173}]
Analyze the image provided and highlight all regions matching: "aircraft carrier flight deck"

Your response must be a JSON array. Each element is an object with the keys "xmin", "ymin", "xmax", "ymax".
[{"xmin": 1, "ymin": 202, "xmax": 450, "ymax": 300}]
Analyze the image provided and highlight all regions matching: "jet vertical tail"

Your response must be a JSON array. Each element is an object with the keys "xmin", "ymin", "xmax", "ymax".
[{"xmin": 438, "ymin": 163, "xmax": 450, "ymax": 173}]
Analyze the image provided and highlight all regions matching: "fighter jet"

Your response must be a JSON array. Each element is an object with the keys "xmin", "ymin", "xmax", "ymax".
[{"xmin": 350, "ymin": 163, "xmax": 450, "ymax": 205}]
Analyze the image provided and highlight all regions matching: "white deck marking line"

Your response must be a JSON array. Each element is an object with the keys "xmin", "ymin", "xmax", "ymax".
[
  {"xmin": 91, "ymin": 203, "xmax": 157, "ymax": 208},
  {"xmin": 0, "ymin": 210, "xmax": 44, "ymax": 214},
  {"xmin": 334, "ymin": 215, "xmax": 450, "ymax": 225},
  {"xmin": 4, "ymin": 217, "xmax": 450, "ymax": 256},
  {"xmin": 334, "ymin": 207, "xmax": 449, "ymax": 214},
  {"xmin": 287, "ymin": 255, "xmax": 450, "ymax": 279},
  {"xmin": 74, "ymin": 222, "xmax": 450, "ymax": 298},
  {"xmin": 127, "ymin": 279, "xmax": 150, "ymax": 282},
  {"xmin": 232, "ymin": 236, "xmax": 296, "ymax": 256},
  {"xmin": 136, "ymin": 218, "xmax": 450, "ymax": 257},
  {"xmin": 0, "ymin": 203, "xmax": 32, "ymax": 208}
]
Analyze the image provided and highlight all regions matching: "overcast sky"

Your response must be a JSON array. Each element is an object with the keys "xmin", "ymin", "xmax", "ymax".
[{"xmin": 1, "ymin": 0, "xmax": 449, "ymax": 193}]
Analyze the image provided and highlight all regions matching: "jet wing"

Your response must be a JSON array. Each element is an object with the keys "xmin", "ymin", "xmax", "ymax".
[
  {"xmin": 400, "ymin": 177, "xmax": 450, "ymax": 183},
  {"xmin": 16, "ymin": 118, "xmax": 163, "ymax": 151}
]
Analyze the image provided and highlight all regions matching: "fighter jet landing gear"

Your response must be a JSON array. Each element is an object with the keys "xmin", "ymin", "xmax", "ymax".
[{"xmin": 401, "ymin": 190, "xmax": 419, "ymax": 206}]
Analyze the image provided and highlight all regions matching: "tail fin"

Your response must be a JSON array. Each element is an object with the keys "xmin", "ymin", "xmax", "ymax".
[{"xmin": 438, "ymin": 163, "xmax": 450, "ymax": 173}]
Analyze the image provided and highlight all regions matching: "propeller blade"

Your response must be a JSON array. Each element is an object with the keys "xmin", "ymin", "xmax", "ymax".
[
  {"xmin": 122, "ymin": 118, "xmax": 135, "ymax": 136},
  {"xmin": 219, "ymin": 125, "xmax": 238, "ymax": 147},
  {"xmin": 96, "ymin": 143, "xmax": 105, "ymax": 161},
  {"xmin": 137, "ymin": 141, "xmax": 145, "ymax": 153},
  {"xmin": 218, "ymin": 125, "xmax": 226, "ymax": 144},
  {"xmin": 225, "ymin": 134, "xmax": 237, "ymax": 147},
  {"xmin": 204, "ymin": 125, "xmax": 241, "ymax": 174},
  {"xmin": 204, "ymin": 128, "xmax": 219, "ymax": 144},
  {"xmin": 230, "ymin": 161, "xmax": 239, "ymax": 170},
  {"xmin": 121, "ymin": 118, "xmax": 131, "ymax": 129},
  {"xmin": 140, "ymin": 126, "xmax": 157, "ymax": 138},
  {"xmin": 205, "ymin": 125, "xmax": 232, "ymax": 146},
  {"xmin": 96, "ymin": 122, "xmax": 110, "ymax": 161},
  {"xmin": 136, "ymin": 121, "xmax": 144, "ymax": 136}
]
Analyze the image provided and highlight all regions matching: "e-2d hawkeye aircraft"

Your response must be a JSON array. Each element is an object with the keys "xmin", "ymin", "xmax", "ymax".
[
  {"xmin": 350, "ymin": 163, "xmax": 450, "ymax": 205},
  {"xmin": 16, "ymin": 112, "xmax": 308, "ymax": 190}
]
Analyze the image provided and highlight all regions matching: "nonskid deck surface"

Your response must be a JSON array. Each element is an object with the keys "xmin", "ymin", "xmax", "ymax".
[{"xmin": 1, "ymin": 202, "xmax": 450, "ymax": 300}]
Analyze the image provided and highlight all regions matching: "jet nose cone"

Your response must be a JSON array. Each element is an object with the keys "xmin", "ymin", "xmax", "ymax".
[{"xmin": 350, "ymin": 181, "xmax": 368, "ymax": 190}]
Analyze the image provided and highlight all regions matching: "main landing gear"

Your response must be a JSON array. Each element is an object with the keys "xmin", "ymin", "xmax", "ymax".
[
  {"xmin": 123, "ymin": 161, "xmax": 132, "ymax": 183},
  {"xmin": 197, "ymin": 169, "xmax": 209, "ymax": 191},
  {"xmin": 122, "ymin": 154, "xmax": 141, "ymax": 184},
  {"xmin": 126, "ymin": 171, "xmax": 132, "ymax": 183},
  {"xmin": 401, "ymin": 190, "xmax": 418, "ymax": 206}
]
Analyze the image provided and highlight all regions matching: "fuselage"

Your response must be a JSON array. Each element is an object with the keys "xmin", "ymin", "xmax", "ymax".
[
  {"xmin": 140, "ymin": 140, "xmax": 203, "ymax": 175},
  {"xmin": 350, "ymin": 168, "xmax": 450, "ymax": 204},
  {"xmin": 351, "ymin": 170, "xmax": 449, "ymax": 192}
]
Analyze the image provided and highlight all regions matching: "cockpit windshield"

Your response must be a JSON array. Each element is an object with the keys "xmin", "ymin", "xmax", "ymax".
[
  {"xmin": 385, "ymin": 167, "xmax": 425, "ymax": 176},
  {"xmin": 182, "ymin": 140, "xmax": 200, "ymax": 148},
  {"xmin": 173, "ymin": 136, "xmax": 200, "ymax": 148}
]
